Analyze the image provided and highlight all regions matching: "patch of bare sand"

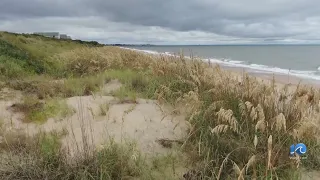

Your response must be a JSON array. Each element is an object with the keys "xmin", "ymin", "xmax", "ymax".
[
  {"xmin": 60, "ymin": 95, "xmax": 188, "ymax": 156},
  {"xmin": 0, "ymin": 84, "xmax": 189, "ymax": 158},
  {"xmin": 301, "ymin": 170, "xmax": 320, "ymax": 180},
  {"xmin": 0, "ymin": 88, "xmax": 24, "ymax": 128}
]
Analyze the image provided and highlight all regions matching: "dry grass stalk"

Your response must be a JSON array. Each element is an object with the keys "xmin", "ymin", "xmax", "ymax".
[
  {"xmin": 267, "ymin": 135, "xmax": 273, "ymax": 171},
  {"xmin": 217, "ymin": 153, "xmax": 231, "ymax": 180},
  {"xmin": 233, "ymin": 162, "xmax": 245, "ymax": 180},
  {"xmin": 253, "ymin": 135, "xmax": 258, "ymax": 149},
  {"xmin": 233, "ymin": 162, "xmax": 242, "ymax": 176},
  {"xmin": 246, "ymin": 155, "xmax": 256, "ymax": 174}
]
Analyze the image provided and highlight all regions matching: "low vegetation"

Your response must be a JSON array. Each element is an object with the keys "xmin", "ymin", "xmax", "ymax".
[
  {"xmin": 0, "ymin": 31, "xmax": 319, "ymax": 179},
  {"xmin": 10, "ymin": 96, "xmax": 74, "ymax": 123},
  {"xmin": 99, "ymin": 102, "xmax": 110, "ymax": 116},
  {"xmin": 0, "ymin": 131, "xmax": 148, "ymax": 179}
]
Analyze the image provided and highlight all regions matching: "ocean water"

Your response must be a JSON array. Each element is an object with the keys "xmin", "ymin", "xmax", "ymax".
[{"xmin": 124, "ymin": 45, "xmax": 320, "ymax": 81}]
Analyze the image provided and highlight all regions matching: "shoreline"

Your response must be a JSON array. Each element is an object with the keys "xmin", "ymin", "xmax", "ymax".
[
  {"xmin": 221, "ymin": 65, "xmax": 320, "ymax": 89},
  {"xmin": 121, "ymin": 47, "xmax": 320, "ymax": 89}
]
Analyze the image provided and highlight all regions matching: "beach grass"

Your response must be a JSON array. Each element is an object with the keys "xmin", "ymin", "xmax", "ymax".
[
  {"xmin": 9, "ymin": 95, "xmax": 74, "ymax": 123},
  {"xmin": 0, "ymin": 31, "xmax": 320, "ymax": 179}
]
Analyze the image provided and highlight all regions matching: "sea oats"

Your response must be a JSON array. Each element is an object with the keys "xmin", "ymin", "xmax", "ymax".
[
  {"xmin": 211, "ymin": 125, "xmax": 230, "ymax": 134},
  {"xmin": 238, "ymin": 101, "xmax": 246, "ymax": 117},
  {"xmin": 191, "ymin": 73, "xmax": 201, "ymax": 86},
  {"xmin": 230, "ymin": 117, "xmax": 240, "ymax": 133},
  {"xmin": 216, "ymin": 108, "xmax": 239, "ymax": 133},
  {"xmin": 274, "ymin": 113, "xmax": 287, "ymax": 132},
  {"xmin": 204, "ymin": 101, "xmax": 224, "ymax": 118},
  {"xmin": 250, "ymin": 107, "xmax": 258, "ymax": 121},
  {"xmin": 251, "ymin": 86, "xmax": 261, "ymax": 99},
  {"xmin": 245, "ymin": 101, "xmax": 253, "ymax": 112},
  {"xmin": 267, "ymin": 135, "xmax": 273, "ymax": 170},
  {"xmin": 256, "ymin": 104, "xmax": 265, "ymax": 121},
  {"xmin": 255, "ymin": 120, "xmax": 266, "ymax": 132},
  {"xmin": 254, "ymin": 135, "xmax": 258, "ymax": 149},
  {"xmin": 292, "ymin": 129, "xmax": 299, "ymax": 140}
]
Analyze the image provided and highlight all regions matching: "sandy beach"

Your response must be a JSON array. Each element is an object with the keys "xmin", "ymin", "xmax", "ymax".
[{"xmin": 222, "ymin": 65, "xmax": 320, "ymax": 88}]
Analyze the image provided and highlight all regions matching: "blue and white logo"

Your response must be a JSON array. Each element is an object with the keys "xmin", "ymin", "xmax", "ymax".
[{"xmin": 290, "ymin": 143, "xmax": 307, "ymax": 156}]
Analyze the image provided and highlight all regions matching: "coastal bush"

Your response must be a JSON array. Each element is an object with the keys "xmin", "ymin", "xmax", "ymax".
[{"xmin": 0, "ymin": 56, "xmax": 31, "ymax": 79}]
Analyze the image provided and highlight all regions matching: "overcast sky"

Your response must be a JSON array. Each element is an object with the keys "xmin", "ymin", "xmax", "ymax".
[{"xmin": 1, "ymin": 0, "xmax": 320, "ymax": 44}]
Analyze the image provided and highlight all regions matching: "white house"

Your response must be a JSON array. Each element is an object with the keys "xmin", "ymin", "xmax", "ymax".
[{"xmin": 33, "ymin": 32, "xmax": 72, "ymax": 39}]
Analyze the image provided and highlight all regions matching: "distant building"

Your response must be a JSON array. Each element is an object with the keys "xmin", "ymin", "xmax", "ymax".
[
  {"xmin": 33, "ymin": 32, "xmax": 72, "ymax": 40},
  {"xmin": 34, "ymin": 32, "xmax": 60, "ymax": 38},
  {"xmin": 59, "ymin": 34, "xmax": 68, "ymax": 39}
]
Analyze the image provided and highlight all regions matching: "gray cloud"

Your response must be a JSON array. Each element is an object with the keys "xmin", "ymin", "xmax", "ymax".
[{"xmin": 1, "ymin": 0, "xmax": 320, "ymax": 43}]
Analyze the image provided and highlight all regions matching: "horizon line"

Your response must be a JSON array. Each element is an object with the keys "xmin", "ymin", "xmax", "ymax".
[{"xmin": 106, "ymin": 43, "xmax": 320, "ymax": 46}]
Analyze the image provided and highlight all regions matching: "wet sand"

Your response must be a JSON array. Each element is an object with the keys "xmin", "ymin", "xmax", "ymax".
[{"xmin": 220, "ymin": 65, "xmax": 320, "ymax": 89}]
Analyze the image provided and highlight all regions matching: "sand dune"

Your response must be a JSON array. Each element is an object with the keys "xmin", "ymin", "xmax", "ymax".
[{"xmin": 0, "ymin": 80, "xmax": 189, "ymax": 158}]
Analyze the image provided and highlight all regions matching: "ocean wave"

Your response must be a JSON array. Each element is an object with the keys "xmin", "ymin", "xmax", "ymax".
[
  {"xmin": 120, "ymin": 47, "xmax": 320, "ymax": 81},
  {"xmin": 207, "ymin": 58, "xmax": 320, "ymax": 81},
  {"xmin": 228, "ymin": 60, "xmax": 243, "ymax": 64}
]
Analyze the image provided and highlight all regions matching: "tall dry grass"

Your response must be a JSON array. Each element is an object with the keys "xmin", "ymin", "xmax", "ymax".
[
  {"xmin": 1, "ymin": 44, "xmax": 320, "ymax": 179},
  {"xmin": 55, "ymin": 46, "xmax": 320, "ymax": 178},
  {"xmin": 152, "ymin": 57, "xmax": 320, "ymax": 179}
]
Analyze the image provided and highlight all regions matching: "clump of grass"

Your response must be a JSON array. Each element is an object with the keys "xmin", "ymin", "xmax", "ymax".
[
  {"xmin": 0, "ymin": 55, "xmax": 32, "ymax": 79},
  {"xmin": 0, "ymin": 130, "xmax": 150, "ymax": 179},
  {"xmin": 99, "ymin": 102, "xmax": 110, "ymax": 116},
  {"xmin": 112, "ymin": 86, "xmax": 138, "ymax": 104},
  {"xmin": 59, "ymin": 47, "xmax": 111, "ymax": 76},
  {"xmin": 6, "ymin": 75, "xmax": 107, "ymax": 98},
  {"xmin": 63, "ymin": 75, "xmax": 107, "ymax": 97},
  {"xmin": 11, "ymin": 96, "xmax": 73, "ymax": 123},
  {"xmin": 103, "ymin": 69, "xmax": 163, "ymax": 99},
  {"xmin": 149, "ymin": 152, "xmax": 187, "ymax": 179}
]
